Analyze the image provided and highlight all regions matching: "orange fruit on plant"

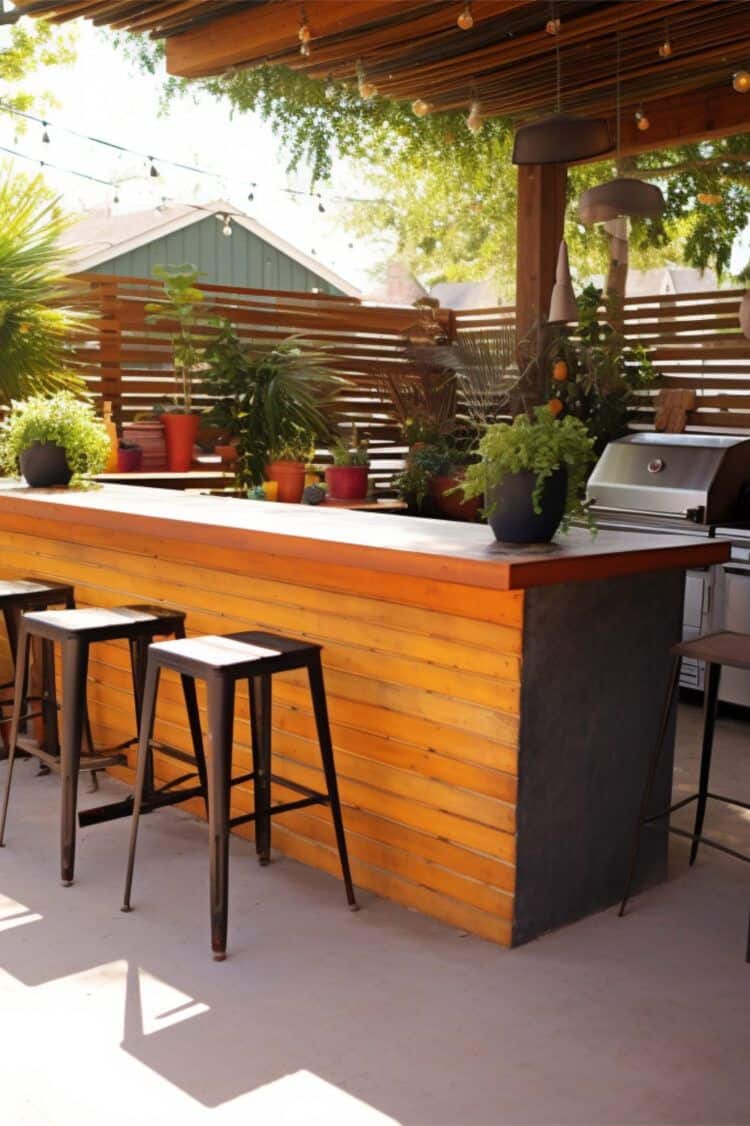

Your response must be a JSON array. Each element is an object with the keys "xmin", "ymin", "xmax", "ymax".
[
  {"xmin": 552, "ymin": 359, "xmax": 568, "ymax": 382},
  {"xmin": 547, "ymin": 398, "xmax": 564, "ymax": 417}
]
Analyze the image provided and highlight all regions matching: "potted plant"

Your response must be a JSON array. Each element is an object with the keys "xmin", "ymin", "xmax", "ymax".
[
  {"xmin": 145, "ymin": 264, "xmax": 217, "ymax": 471},
  {"xmin": 202, "ymin": 325, "xmax": 344, "ymax": 500},
  {"xmin": 0, "ymin": 392, "xmax": 110, "ymax": 487},
  {"xmin": 325, "ymin": 427, "xmax": 370, "ymax": 500},
  {"xmin": 458, "ymin": 405, "xmax": 595, "ymax": 543},
  {"xmin": 121, "ymin": 414, "xmax": 168, "ymax": 470},
  {"xmin": 117, "ymin": 440, "xmax": 143, "ymax": 473}
]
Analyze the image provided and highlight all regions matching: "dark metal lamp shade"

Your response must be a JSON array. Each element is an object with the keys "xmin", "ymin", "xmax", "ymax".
[
  {"xmin": 578, "ymin": 178, "xmax": 665, "ymax": 224},
  {"xmin": 512, "ymin": 113, "xmax": 612, "ymax": 165}
]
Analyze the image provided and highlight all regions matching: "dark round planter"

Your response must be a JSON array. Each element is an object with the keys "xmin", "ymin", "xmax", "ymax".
[
  {"xmin": 486, "ymin": 467, "xmax": 567, "ymax": 544},
  {"xmin": 19, "ymin": 441, "xmax": 72, "ymax": 488}
]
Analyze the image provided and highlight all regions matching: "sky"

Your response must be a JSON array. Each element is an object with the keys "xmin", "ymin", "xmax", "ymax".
[{"xmin": 2, "ymin": 18, "xmax": 390, "ymax": 291}]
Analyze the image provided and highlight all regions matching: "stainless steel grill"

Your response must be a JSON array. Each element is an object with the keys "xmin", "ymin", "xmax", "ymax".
[{"xmin": 586, "ymin": 432, "xmax": 750, "ymax": 707}]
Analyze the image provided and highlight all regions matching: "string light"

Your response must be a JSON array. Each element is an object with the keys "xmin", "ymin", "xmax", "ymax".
[
  {"xmin": 220, "ymin": 215, "xmax": 232, "ymax": 236},
  {"xmin": 457, "ymin": 4, "xmax": 473, "ymax": 30},
  {"xmin": 546, "ymin": 17, "xmax": 560, "ymax": 34},
  {"xmin": 697, "ymin": 192, "xmax": 722, "ymax": 205},
  {"xmin": 317, "ymin": 195, "xmax": 325, "ymax": 212},
  {"xmin": 41, "ymin": 121, "xmax": 50, "ymax": 144},
  {"xmin": 466, "ymin": 99, "xmax": 482, "ymax": 134},
  {"xmin": 324, "ymin": 76, "xmax": 336, "ymax": 100},
  {"xmin": 247, "ymin": 182, "xmax": 256, "ymax": 201},
  {"xmin": 411, "ymin": 98, "xmax": 432, "ymax": 117},
  {"xmin": 733, "ymin": 70, "xmax": 750, "ymax": 93},
  {"xmin": 635, "ymin": 107, "xmax": 650, "ymax": 131},
  {"xmin": 148, "ymin": 157, "xmax": 159, "ymax": 177},
  {"xmin": 658, "ymin": 20, "xmax": 672, "ymax": 57},
  {"xmin": 0, "ymin": 142, "xmax": 114, "ymax": 187},
  {"xmin": 298, "ymin": 19, "xmax": 311, "ymax": 44}
]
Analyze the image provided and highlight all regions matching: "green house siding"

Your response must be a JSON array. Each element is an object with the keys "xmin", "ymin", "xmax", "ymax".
[{"xmin": 89, "ymin": 215, "xmax": 344, "ymax": 295}]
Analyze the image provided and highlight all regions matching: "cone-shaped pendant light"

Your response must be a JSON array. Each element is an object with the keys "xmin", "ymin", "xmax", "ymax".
[
  {"xmin": 579, "ymin": 177, "xmax": 664, "ymax": 223},
  {"xmin": 513, "ymin": 25, "xmax": 611, "ymax": 165},
  {"xmin": 548, "ymin": 240, "xmax": 579, "ymax": 324},
  {"xmin": 578, "ymin": 34, "xmax": 664, "ymax": 224}
]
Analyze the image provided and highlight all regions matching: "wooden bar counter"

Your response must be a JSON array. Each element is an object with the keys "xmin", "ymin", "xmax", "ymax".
[{"xmin": 0, "ymin": 483, "xmax": 729, "ymax": 946}]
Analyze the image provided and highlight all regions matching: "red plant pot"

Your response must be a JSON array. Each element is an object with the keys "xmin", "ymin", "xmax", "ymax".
[
  {"xmin": 117, "ymin": 447, "xmax": 143, "ymax": 473},
  {"xmin": 325, "ymin": 465, "xmax": 369, "ymax": 500},
  {"xmin": 429, "ymin": 474, "xmax": 480, "ymax": 523},
  {"xmin": 215, "ymin": 444, "xmax": 239, "ymax": 467},
  {"xmin": 162, "ymin": 413, "xmax": 200, "ymax": 472},
  {"xmin": 265, "ymin": 460, "xmax": 306, "ymax": 504}
]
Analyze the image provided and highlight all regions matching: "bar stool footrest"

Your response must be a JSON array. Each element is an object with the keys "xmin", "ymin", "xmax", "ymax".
[
  {"xmin": 79, "ymin": 783, "xmax": 206, "ymax": 827},
  {"xmin": 229, "ymin": 793, "xmax": 327, "ymax": 830}
]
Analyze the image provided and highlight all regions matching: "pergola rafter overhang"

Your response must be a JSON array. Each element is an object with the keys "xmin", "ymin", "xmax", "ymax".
[{"xmin": 15, "ymin": 0, "xmax": 750, "ymax": 334}]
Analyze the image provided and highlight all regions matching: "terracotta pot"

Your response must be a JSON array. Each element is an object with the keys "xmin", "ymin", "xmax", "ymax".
[
  {"xmin": 429, "ymin": 473, "xmax": 480, "ymax": 523},
  {"xmin": 162, "ymin": 413, "xmax": 200, "ymax": 472},
  {"xmin": 117, "ymin": 446, "xmax": 143, "ymax": 473},
  {"xmin": 265, "ymin": 460, "xmax": 306, "ymax": 503},
  {"xmin": 215, "ymin": 444, "xmax": 239, "ymax": 467},
  {"xmin": 325, "ymin": 465, "xmax": 369, "ymax": 500},
  {"xmin": 486, "ymin": 467, "xmax": 567, "ymax": 544},
  {"xmin": 122, "ymin": 422, "xmax": 167, "ymax": 471},
  {"xmin": 19, "ymin": 442, "xmax": 72, "ymax": 488}
]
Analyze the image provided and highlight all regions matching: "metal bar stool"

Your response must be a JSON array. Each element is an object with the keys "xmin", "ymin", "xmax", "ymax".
[
  {"xmin": 122, "ymin": 630, "xmax": 357, "ymax": 960},
  {"xmin": 0, "ymin": 604, "xmax": 208, "ymax": 886},
  {"xmin": 620, "ymin": 630, "xmax": 749, "ymax": 961},
  {"xmin": 0, "ymin": 579, "xmax": 75, "ymax": 763}
]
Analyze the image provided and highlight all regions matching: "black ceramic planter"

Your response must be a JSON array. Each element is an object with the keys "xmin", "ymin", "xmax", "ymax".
[
  {"xmin": 486, "ymin": 467, "xmax": 567, "ymax": 544},
  {"xmin": 19, "ymin": 441, "xmax": 72, "ymax": 488}
]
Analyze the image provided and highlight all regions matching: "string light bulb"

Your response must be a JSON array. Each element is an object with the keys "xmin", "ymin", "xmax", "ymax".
[
  {"xmin": 357, "ymin": 60, "xmax": 377, "ymax": 100},
  {"xmin": 149, "ymin": 157, "xmax": 159, "ymax": 177},
  {"xmin": 317, "ymin": 195, "xmax": 326, "ymax": 213},
  {"xmin": 247, "ymin": 182, "xmax": 256, "ymax": 202},
  {"xmin": 41, "ymin": 121, "xmax": 50, "ymax": 143},
  {"xmin": 300, "ymin": 40, "xmax": 311, "ymax": 57},
  {"xmin": 697, "ymin": 192, "xmax": 722, "ymax": 205},
  {"xmin": 457, "ymin": 4, "xmax": 473, "ymax": 30},
  {"xmin": 324, "ymin": 76, "xmax": 336, "ymax": 100},
  {"xmin": 298, "ymin": 20, "xmax": 311, "ymax": 44},
  {"xmin": 635, "ymin": 108, "xmax": 650, "ymax": 131},
  {"xmin": 733, "ymin": 70, "xmax": 750, "ymax": 93},
  {"xmin": 466, "ymin": 99, "xmax": 482, "ymax": 134},
  {"xmin": 219, "ymin": 214, "xmax": 232, "ymax": 237},
  {"xmin": 658, "ymin": 21, "xmax": 672, "ymax": 57},
  {"xmin": 546, "ymin": 17, "xmax": 561, "ymax": 34},
  {"xmin": 411, "ymin": 98, "xmax": 432, "ymax": 117}
]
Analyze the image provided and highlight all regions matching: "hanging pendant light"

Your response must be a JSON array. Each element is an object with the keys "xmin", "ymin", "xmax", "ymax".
[
  {"xmin": 548, "ymin": 240, "xmax": 579, "ymax": 325},
  {"xmin": 513, "ymin": 14, "xmax": 610, "ymax": 164},
  {"xmin": 578, "ymin": 34, "xmax": 664, "ymax": 224}
]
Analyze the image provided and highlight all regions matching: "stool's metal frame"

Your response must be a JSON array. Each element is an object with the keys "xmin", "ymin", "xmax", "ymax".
[
  {"xmin": 619, "ymin": 650, "xmax": 749, "ymax": 962},
  {"xmin": 0, "ymin": 605, "xmax": 208, "ymax": 886},
  {"xmin": 122, "ymin": 630, "xmax": 357, "ymax": 960}
]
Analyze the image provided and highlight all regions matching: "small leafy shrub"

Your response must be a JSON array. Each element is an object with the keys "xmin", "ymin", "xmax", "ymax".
[
  {"xmin": 0, "ymin": 392, "xmax": 110, "ymax": 482},
  {"xmin": 330, "ymin": 426, "xmax": 369, "ymax": 467},
  {"xmin": 459, "ymin": 406, "xmax": 595, "ymax": 531}
]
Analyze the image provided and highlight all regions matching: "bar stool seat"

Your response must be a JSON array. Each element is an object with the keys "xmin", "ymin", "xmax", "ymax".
[
  {"xmin": 0, "ymin": 603, "xmax": 208, "ymax": 886},
  {"xmin": 0, "ymin": 579, "xmax": 75, "ymax": 763},
  {"xmin": 122, "ymin": 629, "xmax": 357, "ymax": 960},
  {"xmin": 620, "ymin": 630, "xmax": 749, "ymax": 961}
]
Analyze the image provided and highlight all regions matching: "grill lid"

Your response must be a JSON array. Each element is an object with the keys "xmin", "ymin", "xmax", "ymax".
[{"xmin": 586, "ymin": 433, "xmax": 750, "ymax": 524}]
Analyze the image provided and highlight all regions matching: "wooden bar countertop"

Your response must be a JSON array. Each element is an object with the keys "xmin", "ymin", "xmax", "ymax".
[{"xmin": 0, "ymin": 482, "xmax": 729, "ymax": 591}]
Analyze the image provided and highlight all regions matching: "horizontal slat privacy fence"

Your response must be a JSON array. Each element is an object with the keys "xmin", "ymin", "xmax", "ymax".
[
  {"xmin": 67, "ymin": 275, "xmax": 750, "ymax": 491},
  {"xmin": 67, "ymin": 273, "xmax": 454, "ymax": 490}
]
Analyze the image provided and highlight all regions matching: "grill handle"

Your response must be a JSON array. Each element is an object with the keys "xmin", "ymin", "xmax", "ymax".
[{"xmin": 588, "ymin": 501, "xmax": 705, "ymax": 523}]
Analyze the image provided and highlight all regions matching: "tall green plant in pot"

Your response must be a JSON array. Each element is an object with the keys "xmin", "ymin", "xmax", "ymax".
[
  {"xmin": 145, "ymin": 264, "xmax": 216, "ymax": 471},
  {"xmin": 325, "ymin": 426, "xmax": 370, "ymax": 500},
  {"xmin": 202, "ymin": 326, "xmax": 344, "ymax": 501},
  {"xmin": 459, "ymin": 406, "xmax": 595, "ymax": 543},
  {"xmin": 0, "ymin": 392, "xmax": 110, "ymax": 487}
]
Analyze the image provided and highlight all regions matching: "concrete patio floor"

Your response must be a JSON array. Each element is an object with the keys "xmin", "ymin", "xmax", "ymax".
[{"xmin": 0, "ymin": 701, "xmax": 747, "ymax": 1126}]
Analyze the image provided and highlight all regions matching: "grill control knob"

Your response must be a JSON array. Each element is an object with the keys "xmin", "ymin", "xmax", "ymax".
[{"xmin": 647, "ymin": 458, "xmax": 665, "ymax": 474}]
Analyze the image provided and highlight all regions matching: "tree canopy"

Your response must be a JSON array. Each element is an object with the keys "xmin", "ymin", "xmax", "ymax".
[
  {"xmin": 0, "ymin": 16, "xmax": 77, "ymax": 116},
  {"xmin": 121, "ymin": 38, "xmax": 750, "ymax": 298}
]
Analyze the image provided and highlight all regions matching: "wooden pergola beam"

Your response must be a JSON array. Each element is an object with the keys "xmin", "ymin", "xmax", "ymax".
[{"xmin": 606, "ymin": 83, "xmax": 750, "ymax": 160}]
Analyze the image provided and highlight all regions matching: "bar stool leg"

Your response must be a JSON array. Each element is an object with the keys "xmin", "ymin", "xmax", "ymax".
[
  {"xmin": 39, "ymin": 639, "xmax": 59, "ymax": 774},
  {"xmin": 0, "ymin": 624, "xmax": 31, "ymax": 846},
  {"xmin": 619, "ymin": 654, "xmax": 681, "ymax": 918},
  {"xmin": 307, "ymin": 652, "xmax": 357, "ymax": 909},
  {"xmin": 249, "ymin": 675, "xmax": 271, "ymax": 866},
  {"xmin": 173, "ymin": 621, "xmax": 209, "ymax": 815},
  {"xmin": 122, "ymin": 659, "xmax": 161, "ymax": 912},
  {"xmin": 205, "ymin": 674, "xmax": 235, "ymax": 960},
  {"xmin": 690, "ymin": 661, "xmax": 721, "ymax": 867},
  {"xmin": 60, "ymin": 638, "xmax": 89, "ymax": 886}
]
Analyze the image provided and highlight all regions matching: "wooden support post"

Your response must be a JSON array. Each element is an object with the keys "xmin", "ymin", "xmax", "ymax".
[{"xmin": 513, "ymin": 164, "xmax": 567, "ymax": 412}]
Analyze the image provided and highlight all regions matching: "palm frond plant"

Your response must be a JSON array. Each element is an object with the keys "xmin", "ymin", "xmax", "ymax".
[
  {"xmin": 449, "ymin": 323, "xmax": 521, "ymax": 435},
  {"xmin": 202, "ymin": 325, "xmax": 346, "ymax": 489},
  {"xmin": 0, "ymin": 164, "xmax": 86, "ymax": 406}
]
